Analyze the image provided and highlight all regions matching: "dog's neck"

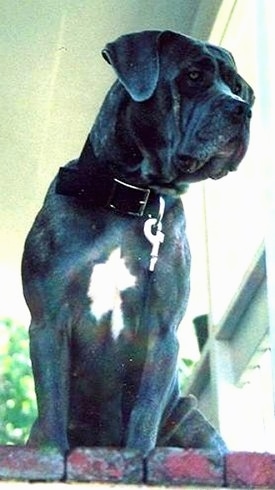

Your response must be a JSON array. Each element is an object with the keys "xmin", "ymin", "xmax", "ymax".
[
  {"xmin": 90, "ymin": 82, "xmax": 143, "ymax": 172},
  {"xmin": 55, "ymin": 137, "xmax": 164, "ymax": 218},
  {"xmin": 56, "ymin": 83, "xmax": 180, "ymax": 217}
]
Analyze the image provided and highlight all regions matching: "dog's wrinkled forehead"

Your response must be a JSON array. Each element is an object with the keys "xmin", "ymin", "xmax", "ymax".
[{"xmin": 102, "ymin": 30, "xmax": 254, "ymax": 104}]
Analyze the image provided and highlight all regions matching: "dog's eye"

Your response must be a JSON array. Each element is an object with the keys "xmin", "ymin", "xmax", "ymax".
[{"xmin": 188, "ymin": 70, "xmax": 202, "ymax": 81}]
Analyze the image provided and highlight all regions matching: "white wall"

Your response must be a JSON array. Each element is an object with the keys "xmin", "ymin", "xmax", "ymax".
[{"xmin": 187, "ymin": 0, "xmax": 275, "ymax": 451}]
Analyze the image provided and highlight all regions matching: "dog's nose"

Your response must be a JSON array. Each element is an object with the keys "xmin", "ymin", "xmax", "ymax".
[{"xmin": 228, "ymin": 99, "xmax": 252, "ymax": 124}]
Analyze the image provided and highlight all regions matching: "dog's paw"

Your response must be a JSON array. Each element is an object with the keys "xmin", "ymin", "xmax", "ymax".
[
  {"xmin": 27, "ymin": 419, "xmax": 69, "ymax": 455},
  {"xmin": 126, "ymin": 408, "xmax": 159, "ymax": 456}
]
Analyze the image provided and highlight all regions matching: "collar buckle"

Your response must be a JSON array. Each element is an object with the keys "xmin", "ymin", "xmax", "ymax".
[{"xmin": 108, "ymin": 178, "xmax": 150, "ymax": 217}]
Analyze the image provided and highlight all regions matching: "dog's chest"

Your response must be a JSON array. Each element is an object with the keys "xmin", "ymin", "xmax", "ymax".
[{"xmin": 87, "ymin": 247, "xmax": 137, "ymax": 340}]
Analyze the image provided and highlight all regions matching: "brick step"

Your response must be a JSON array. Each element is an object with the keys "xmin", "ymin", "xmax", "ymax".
[
  {"xmin": 0, "ymin": 446, "xmax": 274, "ymax": 488},
  {"xmin": 0, "ymin": 485, "xmax": 225, "ymax": 490}
]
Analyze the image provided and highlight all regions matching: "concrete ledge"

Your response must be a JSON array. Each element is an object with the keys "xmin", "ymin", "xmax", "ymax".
[{"xmin": 0, "ymin": 446, "xmax": 275, "ymax": 488}]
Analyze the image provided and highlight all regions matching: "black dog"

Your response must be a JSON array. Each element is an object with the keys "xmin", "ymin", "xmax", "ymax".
[{"xmin": 22, "ymin": 30, "xmax": 254, "ymax": 456}]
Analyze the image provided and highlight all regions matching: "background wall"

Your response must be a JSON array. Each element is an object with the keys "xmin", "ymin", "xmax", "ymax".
[{"xmin": 190, "ymin": 0, "xmax": 275, "ymax": 451}]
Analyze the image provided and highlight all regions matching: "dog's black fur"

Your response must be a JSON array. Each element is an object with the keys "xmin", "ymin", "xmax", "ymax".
[{"xmin": 22, "ymin": 30, "xmax": 254, "ymax": 456}]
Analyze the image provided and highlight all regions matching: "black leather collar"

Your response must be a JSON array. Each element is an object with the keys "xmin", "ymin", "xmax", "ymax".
[{"xmin": 55, "ymin": 137, "xmax": 158, "ymax": 217}]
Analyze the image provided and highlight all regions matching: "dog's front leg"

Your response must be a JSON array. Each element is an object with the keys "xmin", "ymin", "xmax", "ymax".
[
  {"xmin": 126, "ymin": 324, "xmax": 179, "ymax": 455},
  {"xmin": 28, "ymin": 314, "xmax": 70, "ymax": 453}
]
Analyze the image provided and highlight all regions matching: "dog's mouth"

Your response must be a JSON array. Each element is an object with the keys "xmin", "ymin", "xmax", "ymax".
[
  {"xmin": 202, "ymin": 139, "xmax": 248, "ymax": 180},
  {"xmin": 150, "ymin": 140, "xmax": 248, "ymax": 196}
]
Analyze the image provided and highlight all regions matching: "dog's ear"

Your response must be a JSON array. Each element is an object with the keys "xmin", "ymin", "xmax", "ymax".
[
  {"xmin": 102, "ymin": 31, "xmax": 163, "ymax": 102},
  {"xmin": 143, "ymin": 30, "xmax": 203, "ymax": 80}
]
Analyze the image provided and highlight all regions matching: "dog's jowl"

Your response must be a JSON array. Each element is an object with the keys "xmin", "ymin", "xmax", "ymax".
[{"xmin": 22, "ymin": 30, "xmax": 254, "ymax": 455}]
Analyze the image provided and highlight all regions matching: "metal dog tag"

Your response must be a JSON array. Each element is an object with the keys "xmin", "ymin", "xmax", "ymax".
[
  {"xmin": 144, "ymin": 196, "xmax": 166, "ymax": 271},
  {"xmin": 144, "ymin": 219, "xmax": 165, "ymax": 271}
]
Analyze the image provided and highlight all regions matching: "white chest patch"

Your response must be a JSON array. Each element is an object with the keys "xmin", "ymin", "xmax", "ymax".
[{"xmin": 87, "ymin": 247, "xmax": 136, "ymax": 340}]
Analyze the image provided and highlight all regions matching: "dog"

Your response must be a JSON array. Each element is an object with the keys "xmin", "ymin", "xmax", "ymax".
[{"xmin": 22, "ymin": 30, "xmax": 254, "ymax": 456}]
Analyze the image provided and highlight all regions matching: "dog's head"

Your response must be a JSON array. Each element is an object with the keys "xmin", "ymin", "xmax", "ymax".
[{"xmin": 101, "ymin": 30, "xmax": 255, "ymax": 196}]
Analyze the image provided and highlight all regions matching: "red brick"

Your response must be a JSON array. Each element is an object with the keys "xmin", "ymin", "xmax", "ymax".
[
  {"xmin": 226, "ymin": 452, "xmax": 275, "ymax": 488},
  {"xmin": 67, "ymin": 447, "xmax": 143, "ymax": 483},
  {"xmin": 146, "ymin": 448, "xmax": 224, "ymax": 486},
  {"xmin": 0, "ymin": 445, "xmax": 64, "ymax": 481}
]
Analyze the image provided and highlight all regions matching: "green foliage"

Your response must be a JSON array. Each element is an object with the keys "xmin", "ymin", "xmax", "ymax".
[{"xmin": 0, "ymin": 318, "xmax": 37, "ymax": 444}]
